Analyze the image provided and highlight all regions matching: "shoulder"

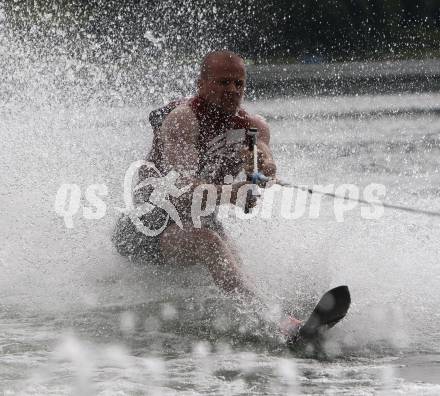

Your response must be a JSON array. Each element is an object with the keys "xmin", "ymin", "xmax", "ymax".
[
  {"xmin": 161, "ymin": 103, "xmax": 199, "ymax": 141},
  {"xmin": 242, "ymin": 110, "xmax": 271, "ymax": 145},
  {"xmin": 164, "ymin": 103, "xmax": 198, "ymax": 124}
]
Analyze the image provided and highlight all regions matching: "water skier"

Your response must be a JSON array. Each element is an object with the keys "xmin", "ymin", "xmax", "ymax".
[{"xmin": 113, "ymin": 50, "xmax": 276, "ymax": 299}]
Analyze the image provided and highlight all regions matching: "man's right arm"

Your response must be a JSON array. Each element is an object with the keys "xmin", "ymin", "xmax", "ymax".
[{"xmin": 161, "ymin": 104, "xmax": 200, "ymax": 183}]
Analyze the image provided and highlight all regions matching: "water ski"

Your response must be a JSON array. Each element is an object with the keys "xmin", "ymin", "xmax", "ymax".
[{"xmin": 286, "ymin": 285, "xmax": 351, "ymax": 348}]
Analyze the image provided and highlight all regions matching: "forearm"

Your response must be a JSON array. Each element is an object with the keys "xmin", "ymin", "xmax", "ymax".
[{"xmin": 257, "ymin": 142, "xmax": 277, "ymax": 177}]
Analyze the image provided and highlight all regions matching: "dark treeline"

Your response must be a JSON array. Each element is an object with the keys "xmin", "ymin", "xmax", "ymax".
[
  {"xmin": 4, "ymin": 0, "xmax": 440, "ymax": 62},
  {"xmin": 255, "ymin": 0, "xmax": 440, "ymax": 61}
]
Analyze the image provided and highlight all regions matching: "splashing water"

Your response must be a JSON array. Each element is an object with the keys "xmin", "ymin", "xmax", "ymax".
[{"xmin": 1, "ymin": 2, "xmax": 440, "ymax": 394}]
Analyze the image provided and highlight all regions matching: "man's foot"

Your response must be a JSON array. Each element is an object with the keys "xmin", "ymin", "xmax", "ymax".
[{"xmin": 280, "ymin": 315, "xmax": 303, "ymax": 338}]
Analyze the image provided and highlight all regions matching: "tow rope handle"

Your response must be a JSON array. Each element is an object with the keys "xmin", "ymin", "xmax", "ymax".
[{"xmin": 244, "ymin": 128, "xmax": 269, "ymax": 213}]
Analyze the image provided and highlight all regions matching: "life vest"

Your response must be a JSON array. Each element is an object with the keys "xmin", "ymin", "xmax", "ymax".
[{"xmin": 146, "ymin": 96, "xmax": 252, "ymax": 184}]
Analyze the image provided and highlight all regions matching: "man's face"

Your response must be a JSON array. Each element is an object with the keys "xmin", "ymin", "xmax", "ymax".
[{"xmin": 198, "ymin": 57, "xmax": 246, "ymax": 115}]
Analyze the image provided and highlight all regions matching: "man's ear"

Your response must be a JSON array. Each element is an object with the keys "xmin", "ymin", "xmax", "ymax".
[
  {"xmin": 197, "ymin": 78, "xmax": 203, "ymax": 90},
  {"xmin": 197, "ymin": 78, "xmax": 206, "ymax": 95}
]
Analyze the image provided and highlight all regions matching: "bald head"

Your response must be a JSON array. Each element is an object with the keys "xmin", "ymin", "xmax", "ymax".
[
  {"xmin": 197, "ymin": 51, "xmax": 246, "ymax": 114},
  {"xmin": 199, "ymin": 51, "xmax": 245, "ymax": 80}
]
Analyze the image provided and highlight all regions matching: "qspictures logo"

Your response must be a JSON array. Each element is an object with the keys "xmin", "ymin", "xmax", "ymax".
[{"xmin": 54, "ymin": 160, "xmax": 387, "ymax": 235}]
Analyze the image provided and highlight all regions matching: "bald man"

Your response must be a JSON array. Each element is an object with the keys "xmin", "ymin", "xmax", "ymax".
[{"xmin": 113, "ymin": 51, "xmax": 277, "ymax": 299}]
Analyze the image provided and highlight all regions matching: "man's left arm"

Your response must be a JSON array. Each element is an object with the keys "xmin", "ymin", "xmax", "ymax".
[{"xmin": 251, "ymin": 115, "xmax": 277, "ymax": 178}]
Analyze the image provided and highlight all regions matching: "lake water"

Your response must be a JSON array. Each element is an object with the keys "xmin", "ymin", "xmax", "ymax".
[{"xmin": 1, "ymin": 85, "xmax": 440, "ymax": 394}]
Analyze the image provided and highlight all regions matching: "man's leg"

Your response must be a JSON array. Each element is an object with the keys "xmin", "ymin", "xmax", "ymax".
[{"xmin": 159, "ymin": 223, "xmax": 254, "ymax": 298}]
